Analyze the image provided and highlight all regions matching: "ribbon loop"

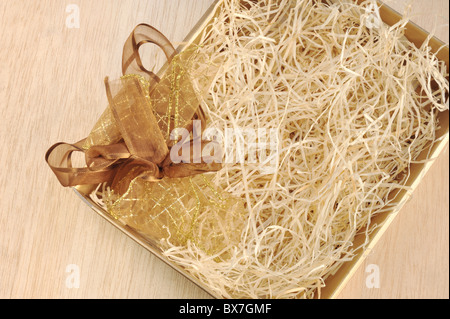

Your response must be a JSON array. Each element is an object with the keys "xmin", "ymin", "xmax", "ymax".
[
  {"xmin": 45, "ymin": 141, "xmax": 118, "ymax": 187},
  {"xmin": 122, "ymin": 24, "xmax": 177, "ymax": 83},
  {"xmin": 104, "ymin": 76, "xmax": 169, "ymax": 164}
]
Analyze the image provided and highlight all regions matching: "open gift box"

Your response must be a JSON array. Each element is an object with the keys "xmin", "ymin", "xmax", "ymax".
[{"xmin": 48, "ymin": 0, "xmax": 448, "ymax": 299}]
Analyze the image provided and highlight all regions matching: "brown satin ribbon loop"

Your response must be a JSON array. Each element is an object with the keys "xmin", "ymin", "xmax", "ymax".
[
  {"xmin": 122, "ymin": 24, "xmax": 177, "ymax": 83},
  {"xmin": 45, "ymin": 141, "xmax": 119, "ymax": 187}
]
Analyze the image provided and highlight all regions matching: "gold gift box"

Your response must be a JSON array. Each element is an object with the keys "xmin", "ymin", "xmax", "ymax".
[{"xmin": 73, "ymin": 0, "xmax": 449, "ymax": 299}]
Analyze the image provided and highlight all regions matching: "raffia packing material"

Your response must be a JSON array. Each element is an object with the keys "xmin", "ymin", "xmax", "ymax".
[{"xmin": 68, "ymin": 0, "xmax": 449, "ymax": 299}]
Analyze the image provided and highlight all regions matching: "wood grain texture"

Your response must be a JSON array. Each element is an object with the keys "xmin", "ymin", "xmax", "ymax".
[{"xmin": 0, "ymin": 0, "xmax": 447, "ymax": 299}]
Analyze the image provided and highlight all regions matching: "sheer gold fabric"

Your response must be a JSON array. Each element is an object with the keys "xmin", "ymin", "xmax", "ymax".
[{"xmin": 46, "ymin": 24, "xmax": 244, "ymax": 254}]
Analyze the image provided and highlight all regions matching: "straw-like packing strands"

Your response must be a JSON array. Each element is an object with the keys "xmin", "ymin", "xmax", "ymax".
[{"xmin": 92, "ymin": 0, "xmax": 449, "ymax": 298}]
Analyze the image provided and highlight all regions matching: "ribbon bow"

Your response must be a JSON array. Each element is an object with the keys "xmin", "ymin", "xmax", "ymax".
[{"xmin": 46, "ymin": 24, "xmax": 221, "ymax": 195}]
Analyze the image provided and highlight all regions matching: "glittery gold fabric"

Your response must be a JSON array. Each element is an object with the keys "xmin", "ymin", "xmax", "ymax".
[
  {"xmin": 46, "ymin": 24, "xmax": 244, "ymax": 255},
  {"xmin": 103, "ymin": 173, "xmax": 245, "ymax": 255},
  {"xmin": 83, "ymin": 48, "xmax": 203, "ymax": 151}
]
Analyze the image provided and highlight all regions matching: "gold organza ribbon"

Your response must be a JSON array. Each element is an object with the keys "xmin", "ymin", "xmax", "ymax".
[
  {"xmin": 46, "ymin": 24, "xmax": 244, "ymax": 253},
  {"xmin": 45, "ymin": 24, "xmax": 221, "ymax": 196}
]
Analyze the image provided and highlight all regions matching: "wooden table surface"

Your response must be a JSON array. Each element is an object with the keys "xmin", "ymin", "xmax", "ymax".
[{"xmin": 0, "ymin": 0, "xmax": 448, "ymax": 299}]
